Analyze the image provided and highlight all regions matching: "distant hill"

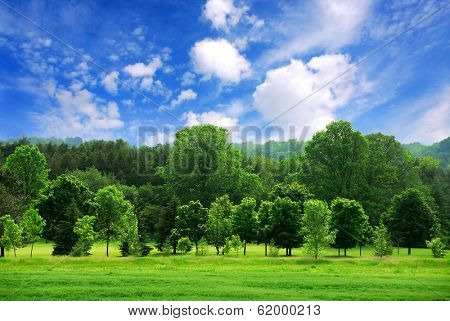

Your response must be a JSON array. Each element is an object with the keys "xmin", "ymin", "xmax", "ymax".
[
  {"xmin": 233, "ymin": 139, "xmax": 305, "ymax": 159},
  {"xmin": 403, "ymin": 137, "xmax": 450, "ymax": 169}
]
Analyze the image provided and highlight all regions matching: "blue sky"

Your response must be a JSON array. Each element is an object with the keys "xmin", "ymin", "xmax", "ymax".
[{"xmin": 0, "ymin": 0, "xmax": 448, "ymax": 145}]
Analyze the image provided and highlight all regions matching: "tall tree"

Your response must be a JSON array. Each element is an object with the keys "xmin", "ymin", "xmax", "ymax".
[
  {"xmin": 383, "ymin": 188, "xmax": 438, "ymax": 255},
  {"xmin": 95, "ymin": 185, "xmax": 132, "ymax": 257},
  {"xmin": 302, "ymin": 199, "xmax": 335, "ymax": 259},
  {"xmin": 270, "ymin": 197, "xmax": 300, "ymax": 256},
  {"xmin": 331, "ymin": 198, "xmax": 370, "ymax": 256},
  {"xmin": 36, "ymin": 174, "xmax": 96, "ymax": 255},
  {"xmin": 302, "ymin": 121, "xmax": 368, "ymax": 203},
  {"xmin": 175, "ymin": 200, "xmax": 208, "ymax": 253},
  {"xmin": 232, "ymin": 197, "xmax": 257, "ymax": 255},
  {"xmin": 21, "ymin": 208, "xmax": 46, "ymax": 257},
  {"xmin": 268, "ymin": 182, "xmax": 313, "ymax": 212},
  {"xmin": 3, "ymin": 145, "xmax": 49, "ymax": 202},
  {"xmin": 206, "ymin": 195, "xmax": 233, "ymax": 255}
]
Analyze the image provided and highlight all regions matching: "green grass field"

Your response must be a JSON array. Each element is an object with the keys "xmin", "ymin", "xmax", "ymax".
[{"xmin": 0, "ymin": 242, "xmax": 448, "ymax": 301}]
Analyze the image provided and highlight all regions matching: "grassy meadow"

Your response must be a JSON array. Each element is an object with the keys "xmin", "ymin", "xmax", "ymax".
[{"xmin": 0, "ymin": 242, "xmax": 448, "ymax": 301}]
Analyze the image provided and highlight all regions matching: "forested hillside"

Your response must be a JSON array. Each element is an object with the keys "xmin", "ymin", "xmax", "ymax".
[
  {"xmin": 0, "ymin": 121, "xmax": 449, "ymax": 258},
  {"xmin": 403, "ymin": 137, "xmax": 450, "ymax": 169}
]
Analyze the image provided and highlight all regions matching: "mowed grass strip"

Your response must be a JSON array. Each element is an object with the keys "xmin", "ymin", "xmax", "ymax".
[{"xmin": 0, "ymin": 243, "xmax": 448, "ymax": 300}]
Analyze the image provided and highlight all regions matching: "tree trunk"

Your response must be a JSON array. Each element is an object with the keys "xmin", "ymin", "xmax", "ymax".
[
  {"xmin": 397, "ymin": 244, "xmax": 400, "ymax": 255},
  {"xmin": 31, "ymin": 243, "xmax": 34, "ymax": 258},
  {"xmin": 13, "ymin": 246, "xmax": 16, "ymax": 258},
  {"xmin": 344, "ymin": 248, "xmax": 347, "ymax": 256},
  {"xmin": 338, "ymin": 248, "xmax": 340, "ymax": 256},
  {"xmin": 264, "ymin": 243, "xmax": 267, "ymax": 256},
  {"xmin": 244, "ymin": 242, "xmax": 246, "ymax": 256},
  {"xmin": 408, "ymin": 246, "xmax": 411, "ymax": 255},
  {"xmin": 285, "ymin": 248, "xmax": 288, "ymax": 256},
  {"xmin": 172, "ymin": 244, "xmax": 177, "ymax": 254},
  {"xmin": 288, "ymin": 248, "xmax": 292, "ymax": 256},
  {"xmin": 195, "ymin": 242, "xmax": 198, "ymax": 254},
  {"xmin": 359, "ymin": 245, "xmax": 362, "ymax": 256},
  {"xmin": 106, "ymin": 234, "xmax": 110, "ymax": 257},
  {"xmin": 216, "ymin": 247, "xmax": 219, "ymax": 255},
  {"xmin": 1, "ymin": 245, "xmax": 4, "ymax": 257}
]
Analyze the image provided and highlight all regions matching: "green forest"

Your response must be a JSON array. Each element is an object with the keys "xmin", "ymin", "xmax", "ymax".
[{"xmin": 1, "ymin": 120, "xmax": 448, "ymax": 259}]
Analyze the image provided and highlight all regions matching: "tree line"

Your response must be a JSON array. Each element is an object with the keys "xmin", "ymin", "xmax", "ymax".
[{"xmin": 0, "ymin": 121, "xmax": 448, "ymax": 258}]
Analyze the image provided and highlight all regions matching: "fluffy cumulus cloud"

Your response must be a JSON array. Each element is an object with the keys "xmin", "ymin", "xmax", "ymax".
[
  {"xmin": 123, "ymin": 57, "xmax": 162, "ymax": 78},
  {"xmin": 171, "ymin": 89, "xmax": 197, "ymax": 107},
  {"xmin": 181, "ymin": 71, "xmax": 196, "ymax": 86},
  {"xmin": 34, "ymin": 86, "xmax": 124, "ymax": 139},
  {"xmin": 101, "ymin": 71, "xmax": 119, "ymax": 94},
  {"xmin": 183, "ymin": 110, "xmax": 238, "ymax": 128},
  {"xmin": 263, "ymin": 0, "xmax": 372, "ymax": 65},
  {"xmin": 253, "ymin": 54, "xmax": 357, "ymax": 136},
  {"xmin": 203, "ymin": 0, "xmax": 263, "ymax": 32},
  {"xmin": 203, "ymin": 0, "xmax": 247, "ymax": 31},
  {"xmin": 190, "ymin": 38, "xmax": 251, "ymax": 83}
]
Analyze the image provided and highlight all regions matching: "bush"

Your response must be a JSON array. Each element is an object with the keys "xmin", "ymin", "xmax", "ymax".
[
  {"xmin": 139, "ymin": 244, "xmax": 153, "ymax": 257},
  {"xmin": 268, "ymin": 242, "xmax": 279, "ymax": 257},
  {"xmin": 177, "ymin": 237, "xmax": 193, "ymax": 255},
  {"xmin": 229, "ymin": 235, "xmax": 242, "ymax": 255},
  {"xmin": 197, "ymin": 237, "xmax": 209, "ymax": 256},
  {"xmin": 222, "ymin": 240, "xmax": 231, "ymax": 254},
  {"xmin": 161, "ymin": 238, "xmax": 172, "ymax": 256},
  {"xmin": 426, "ymin": 238, "xmax": 445, "ymax": 258}
]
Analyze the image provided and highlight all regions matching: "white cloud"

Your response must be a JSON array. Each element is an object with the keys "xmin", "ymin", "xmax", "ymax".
[
  {"xmin": 181, "ymin": 71, "xmax": 196, "ymax": 86},
  {"xmin": 203, "ymin": 0, "xmax": 247, "ymax": 31},
  {"xmin": 171, "ymin": 89, "xmax": 197, "ymax": 107},
  {"xmin": 262, "ymin": 0, "xmax": 373, "ymax": 65},
  {"xmin": 253, "ymin": 54, "xmax": 357, "ymax": 137},
  {"xmin": 123, "ymin": 56, "xmax": 162, "ymax": 78},
  {"xmin": 34, "ymin": 86, "xmax": 124, "ymax": 139},
  {"xmin": 122, "ymin": 99, "xmax": 133, "ymax": 107},
  {"xmin": 400, "ymin": 86, "xmax": 450, "ymax": 144},
  {"xmin": 225, "ymin": 100, "xmax": 246, "ymax": 118},
  {"xmin": 101, "ymin": 71, "xmax": 119, "ymax": 94},
  {"xmin": 109, "ymin": 54, "xmax": 119, "ymax": 62},
  {"xmin": 183, "ymin": 110, "xmax": 238, "ymax": 128},
  {"xmin": 203, "ymin": 0, "xmax": 263, "ymax": 32},
  {"xmin": 132, "ymin": 26, "xmax": 143, "ymax": 36},
  {"xmin": 190, "ymin": 38, "xmax": 251, "ymax": 83},
  {"xmin": 140, "ymin": 77, "xmax": 153, "ymax": 91}
]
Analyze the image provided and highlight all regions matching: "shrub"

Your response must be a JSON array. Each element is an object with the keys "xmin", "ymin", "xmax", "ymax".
[
  {"xmin": 197, "ymin": 237, "xmax": 209, "ymax": 256},
  {"xmin": 161, "ymin": 238, "xmax": 172, "ymax": 256},
  {"xmin": 426, "ymin": 238, "xmax": 445, "ymax": 258},
  {"xmin": 229, "ymin": 235, "xmax": 243, "ymax": 255},
  {"xmin": 268, "ymin": 242, "xmax": 279, "ymax": 257},
  {"xmin": 71, "ymin": 216, "xmax": 96, "ymax": 257},
  {"xmin": 222, "ymin": 240, "xmax": 231, "ymax": 254},
  {"xmin": 177, "ymin": 237, "xmax": 193, "ymax": 255},
  {"xmin": 139, "ymin": 244, "xmax": 153, "ymax": 257}
]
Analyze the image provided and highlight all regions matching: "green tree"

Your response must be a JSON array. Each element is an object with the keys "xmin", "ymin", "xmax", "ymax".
[
  {"xmin": 0, "ymin": 215, "xmax": 22, "ymax": 257},
  {"xmin": 162, "ymin": 125, "xmax": 262, "ymax": 206},
  {"xmin": 331, "ymin": 198, "xmax": 370, "ymax": 256},
  {"xmin": 117, "ymin": 204, "xmax": 139, "ymax": 256},
  {"xmin": 229, "ymin": 235, "xmax": 243, "ymax": 255},
  {"xmin": 426, "ymin": 238, "xmax": 445, "ymax": 258},
  {"xmin": 21, "ymin": 208, "xmax": 45, "ymax": 257},
  {"xmin": 362, "ymin": 133, "xmax": 419, "ymax": 224},
  {"xmin": 71, "ymin": 216, "xmax": 96, "ymax": 256},
  {"xmin": 95, "ymin": 185, "xmax": 131, "ymax": 257},
  {"xmin": 197, "ymin": 237, "xmax": 209, "ymax": 256},
  {"xmin": 302, "ymin": 121, "xmax": 368, "ymax": 203},
  {"xmin": 302, "ymin": 199, "xmax": 335, "ymax": 259},
  {"xmin": 372, "ymin": 224, "xmax": 392, "ymax": 258},
  {"xmin": 232, "ymin": 197, "xmax": 257, "ymax": 255},
  {"xmin": 37, "ymin": 174, "xmax": 96, "ymax": 255},
  {"xmin": 384, "ymin": 188, "xmax": 438, "ymax": 255},
  {"xmin": 175, "ymin": 200, "xmax": 208, "ymax": 253},
  {"xmin": 70, "ymin": 167, "xmax": 116, "ymax": 193},
  {"xmin": 270, "ymin": 197, "xmax": 300, "ymax": 256},
  {"xmin": 177, "ymin": 237, "xmax": 193, "ymax": 255},
  {"xmin": 3, "ymin": 145, "xmax": 49, "ymax": 202},
  {"xmin": 206, "ymin": 195, "xmax": 233, "ymax": 255},
  {"xmin": 269, "ymin": 182, "xmax": 313, "ymax": 212},
  {"xmin": 257, "ymin": 201, "xmax": 273, "ymax": 256}
]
